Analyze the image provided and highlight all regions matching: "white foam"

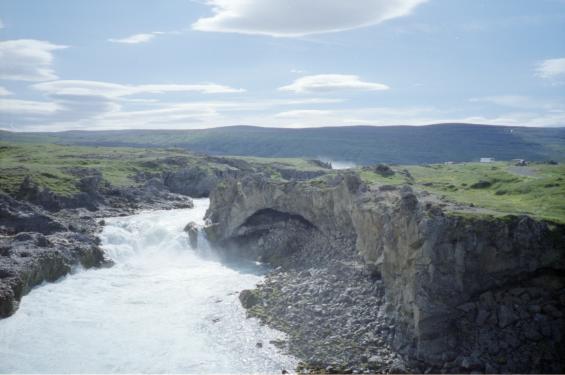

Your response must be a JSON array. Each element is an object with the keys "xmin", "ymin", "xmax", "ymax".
[{"xmin": 0, "ymin": 198, "xmax": 296, "ymax": 373}]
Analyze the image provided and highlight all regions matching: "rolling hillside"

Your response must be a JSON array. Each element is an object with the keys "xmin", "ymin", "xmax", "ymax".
[{"xmin": 1, "ymin": 123, "xmax": 564, "ymax": 165}]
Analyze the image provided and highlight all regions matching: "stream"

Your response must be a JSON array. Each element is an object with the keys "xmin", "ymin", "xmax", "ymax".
[{"xmin": 0, "ymin": 199, "xmax": 296, "ymax": 373}]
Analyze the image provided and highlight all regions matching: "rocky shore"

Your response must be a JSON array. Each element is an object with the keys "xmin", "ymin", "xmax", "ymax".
[
  {"xmin": 0, "ymin": 176, "xmax": 195, "ymax": 318},
  {"xmin": 204, "ymin": 172, "xmax": 565, "ymax": 373}
]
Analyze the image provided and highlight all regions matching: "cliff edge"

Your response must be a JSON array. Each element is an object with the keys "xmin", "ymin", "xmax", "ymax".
[{"xmin": 205, "ymin": 173, "xmax": 565, "ymax": 373}]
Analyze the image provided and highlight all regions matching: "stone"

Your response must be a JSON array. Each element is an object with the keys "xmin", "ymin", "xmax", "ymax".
[
  {"xmin": 183, "ymin": 221, "xmax": 199, "ymax": 249},
  {"xmin": 461, "ymin": 355, "xmax": 483, "ymax": 371},
  {"xmin": 239, "ymin": 289, "xmax": 260, "ymax": 309},
  {"xmin": 476, "ymin": 309, "xmax": 490, "ymax": 325},
  {"xmin": 367, "ymin": 355, "xmax": 382, "ymax": 369},
  {"xmin": 457, "ymin": 302, "xmax": 476, "ymax": 313},
  {"xmin": 498, "ymin": 305, "xmax": 518, "ymax": 328},
  {"xmin": 524, "ymin": 324, "xmax": 543, "ymax": 341}
]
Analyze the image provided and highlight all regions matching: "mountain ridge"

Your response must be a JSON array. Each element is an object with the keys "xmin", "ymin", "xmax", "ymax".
[{"xmin": 2, "ymin": 123, "xmax": 564, "ymax": 165}]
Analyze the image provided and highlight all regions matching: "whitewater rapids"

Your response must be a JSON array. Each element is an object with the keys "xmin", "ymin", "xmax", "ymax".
[{"xmin": 0, "ymin": 199, "xmax": 297, "ymax": 373}]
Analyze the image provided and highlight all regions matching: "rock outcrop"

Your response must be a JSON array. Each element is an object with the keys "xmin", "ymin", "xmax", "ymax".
[
  {"xmin": 204, "ymin": 173, "xmax": 565, "ymax": 373},
  {"xmin": 0, "ymin": 192, "xmax": 107, "ymax": 318},
  {"xmin": 184, "ymin": 221, "xmax": 199, "ymax": 249}
]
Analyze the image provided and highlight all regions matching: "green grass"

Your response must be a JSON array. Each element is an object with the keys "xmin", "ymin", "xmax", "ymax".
[
  {"xmin": 0, "ymin": 142, "xmax": 206, "ymax": 196},
  {"xmin": 359, "ymin": 169, "xmax": 411, "ymax": 185},
  {"xmin": 0, "ymin": 142, "xmax": 328, "ymax": 197},
  {"xmin": 358, "ymin": 162, "xmax": 565, "ymax": 224}
]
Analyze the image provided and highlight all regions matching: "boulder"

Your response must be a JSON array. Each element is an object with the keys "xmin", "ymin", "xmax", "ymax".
[
  {"xmin": 183, "ymin": 221, "xmax": 199, "ymax": 249},
  {"xmin": 239, "ymin": 289, "xmax": 259, "ymax": 309}
]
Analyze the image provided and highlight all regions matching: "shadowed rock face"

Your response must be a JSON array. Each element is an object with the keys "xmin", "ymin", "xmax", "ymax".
[
  {"xmin": 213, "ymin": 208, "xmax": 319, "ymax": 266},
  {"xmin": 0, "ymin": 192, "xmax": 107, "ymax": 318},
  {"xmin": 204, "ymin": 173, "xmax": 565, "ymax": 373},
  {"xmin": 164, "ymin": 166, "xmax": 219, "ymax": 198}
]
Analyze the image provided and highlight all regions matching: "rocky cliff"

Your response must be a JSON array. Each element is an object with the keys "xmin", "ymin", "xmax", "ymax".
[
  {"xmin": 0, "ymin": 192, "xmax": 108, "ymax": 317},
  {"xmin": 204, "ymin": 173, "xmax": 565, "ymax": 373}
]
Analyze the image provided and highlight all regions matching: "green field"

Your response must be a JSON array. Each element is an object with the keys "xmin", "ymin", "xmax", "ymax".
[
  {"xmin": 0, "ymin": 142, "xmax": 323, "ymax": 197},
  {"xmin": 360, "ymin": 162, "xmax": 565, "ymax": 224},
  {"xmin": 0, "ymin": 143, "xmax": 197, "ymax": 196}
]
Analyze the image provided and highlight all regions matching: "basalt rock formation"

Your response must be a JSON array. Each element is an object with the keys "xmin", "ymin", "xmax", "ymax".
[
  {"xmin": 0, "ymin": 192, "xmax": 108, "ymax": 318},
  {"xmin": 0, "ymin": 166, "xmax": 200, "ymax": 318},
  {"xmin": 204, "ymin": 173, "xmax": 565, "ymax": 373}
]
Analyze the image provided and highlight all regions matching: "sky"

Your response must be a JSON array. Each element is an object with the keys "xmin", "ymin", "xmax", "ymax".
[{"xmin": 0, "ymin": 0, "xmax": 564, "ymax": 131}]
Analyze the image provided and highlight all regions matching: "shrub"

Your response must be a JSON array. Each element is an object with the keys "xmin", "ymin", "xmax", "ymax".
[{"xmin": 470, "ymin": 180, "xmax": 492, "ymax": 189}]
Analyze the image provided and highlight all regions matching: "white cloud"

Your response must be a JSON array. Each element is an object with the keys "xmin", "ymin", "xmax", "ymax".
[
  {"xmin": 536, "ymin": 58, "xmax": 565, "ymax": 79},
  {"xmin": 0, "ymin": 39, "xmax": 67, "ymax": 81},
  {"xmin": 455, "ymin": 111, "xmax": 565, "ymax": 128},
  {"xmin": 108, "ymin": 33, "xmax": 157, "ymax": 44},
  {"xmin": 279, "ymin": 74, "xmax": 389, "ymax": 93},
  {"xmin": 0, "ymin": 84, "xmax": 345, "ymax": 130},
  {"xmin": 5, "ymin": 97, "xmax": 565, "ymax": 130},
  {"xmin": 1, "ymin": 79, "xmax": 245, "ymax": 129},
  {"xmin": 108, "ymin": 30, "xmax": 183, "ymax": 44},
  {"xmin": 193, "ymin": 0, "xmax": 428, "ymax": 37},
  {"xmin": 269, "ymin": 106, "xmax": 565, "ymax": 128},
  {"xmin": 0, "ymin": 99, "xmax": 61, "ymax": 115},
  {"xmin": 274, "ymin": 109, "xmax": 332, "ymax": 118},
  {"xmin": 469, "ymin": 95, "xmax": 561, "ymax": 110},
  {"xmin": 0, "ymin": 87, "xmax": 12, "ymax": 96},
  {"xmin": 33, "ymin": 80, "xmax": 246, "ymax": 96}
]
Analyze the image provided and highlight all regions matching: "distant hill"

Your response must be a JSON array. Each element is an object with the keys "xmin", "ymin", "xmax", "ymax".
[{"xmin": 1, "ymin": 123, "xmax": 564, "ymax": 165}]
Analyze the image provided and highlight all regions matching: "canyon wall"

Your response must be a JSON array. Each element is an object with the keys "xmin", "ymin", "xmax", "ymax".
[{"xmin": 205, "ymin": 173, "xmax": 565, "ymax": 372}]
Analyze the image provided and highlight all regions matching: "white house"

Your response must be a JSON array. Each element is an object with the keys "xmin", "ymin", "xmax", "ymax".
[{"xmin": 480, "ymin": 157, "xmax": 495, "ymax": 163}]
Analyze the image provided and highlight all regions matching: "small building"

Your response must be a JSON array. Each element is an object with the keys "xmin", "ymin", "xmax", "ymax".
[
  {"xmin": 444, "ymin": 161, "xmax": 454, "ymax": 165},
  {"xmin": 480, "ymin": 157, "xmax": 495, "ymax": 163}
]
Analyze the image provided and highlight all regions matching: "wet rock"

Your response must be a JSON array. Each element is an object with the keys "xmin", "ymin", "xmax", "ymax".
[
  {"xmin": 184, "ymin": 221, "xmax": 199, "ymax": 249},
  {"xmin": 163, "ymin": 166, "xmax": 218, "ymax": 198},
  {"xmin": 367, "ymin": 355, "xmax": 382, "ymax": 369},
  {"xmin": 498, "ymin": 305, "xmax": 518, "ymax": 328},
  {"xmin": 239, "ymin": 289, "xmax": 260, "ymax": 309}
]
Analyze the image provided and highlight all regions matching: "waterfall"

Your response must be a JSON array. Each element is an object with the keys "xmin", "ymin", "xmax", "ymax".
[{"xmin": 0, "ymin": 199, "xmax": 296, "ymax": 373}]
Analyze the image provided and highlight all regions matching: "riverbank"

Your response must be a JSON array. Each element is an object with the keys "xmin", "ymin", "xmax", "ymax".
[{"xmin": 0, "ymin": 188, "xmax": 195, "ymax": 318}]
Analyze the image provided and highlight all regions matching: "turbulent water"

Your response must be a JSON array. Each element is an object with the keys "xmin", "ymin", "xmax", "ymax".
[{"xmin": 0, "ymin": 199, "xmax": 297, "ymax": 373}]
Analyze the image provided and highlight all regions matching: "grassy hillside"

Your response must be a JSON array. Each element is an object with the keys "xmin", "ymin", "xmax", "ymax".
[
  {"xmin": 0, "ymin": 142, "xmax": 322, "ymax": 197},
  {"xmin": 2, "ymin": 124, "xmax": 564, "ymax": 165},
  {"xmin": 360, "ymin": 162, "xmax": 565, "ymax": 224}
]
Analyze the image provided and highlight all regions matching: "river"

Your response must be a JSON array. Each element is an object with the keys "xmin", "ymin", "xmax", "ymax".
[{"xmin": 0, "ymin": 199, "xmax": 296, "ymax": 373}]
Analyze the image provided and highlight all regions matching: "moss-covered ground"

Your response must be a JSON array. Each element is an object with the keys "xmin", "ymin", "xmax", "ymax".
[{"xmin": 360, "ymin": 162, "xmax": 565, "ymax": 223}]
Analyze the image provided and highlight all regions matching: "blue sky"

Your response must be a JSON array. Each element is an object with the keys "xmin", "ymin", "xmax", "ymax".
[{"xmin": 0, "ymin": 0, "xmax": 564, "ymax": 131}]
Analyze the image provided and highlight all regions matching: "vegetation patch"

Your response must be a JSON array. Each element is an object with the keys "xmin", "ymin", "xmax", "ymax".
[{"xmin": 358, "ymin": 162, "xmax": 565, "ymax": 224}]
